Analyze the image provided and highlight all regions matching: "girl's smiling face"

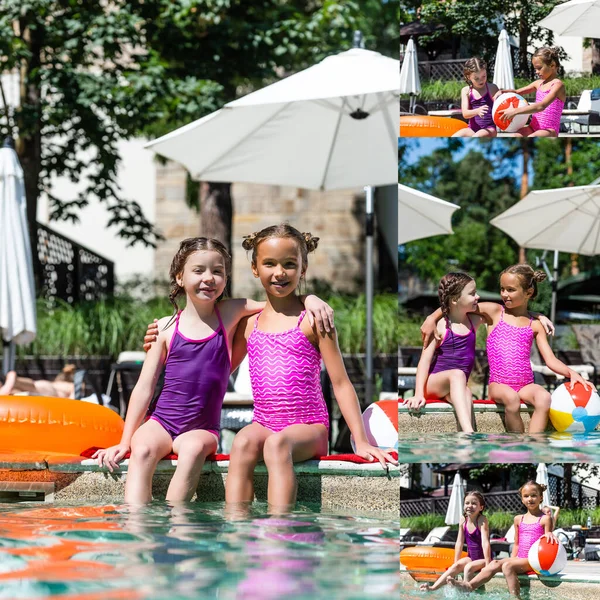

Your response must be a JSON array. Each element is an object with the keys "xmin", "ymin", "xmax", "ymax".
[
  {"xmin": 521, "ymin": 485, "xmax": 542, "ymax": 511},
  {"xmin": 500, "ymin": 273, "xmax": 532, "ymax": 308},
  {"xmin": 455, "ymin": 280, "xmax": 480, "ymax": 313},
  {"xmin": 252, "ymin": 237, "xmax": 304, "ymax": 297},
  {"xmin": 177, "ymin": 250, "xmax": 227, "ymax": 302},
  {"xmin": 532, "ymin": 57, "xmax": 556, "ymax": 79},
  {"xmin": 468, "ymin": 68, "xmax": 487, "ymax": 88},
  {"xmin": 464, "ymin": 494, "xmax": 483, "ymax": 517}
]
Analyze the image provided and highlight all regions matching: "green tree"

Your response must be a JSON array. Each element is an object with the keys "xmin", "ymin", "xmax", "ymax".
[{"xmin": 0, "ymin": 0, "xmax": 396, "ymax": 288}]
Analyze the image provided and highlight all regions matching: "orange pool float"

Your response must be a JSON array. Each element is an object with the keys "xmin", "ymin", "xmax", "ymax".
[
  {"xmin": 400, "ymin": 546, "xmax": 467, "ymax": 582},
  {"xmin": 0, "ymin": 395, "xmax": 124, "ymax": 454},
  {"xmin": 399, "ymin": 115, "xmax": 468, "ymax": 137}
]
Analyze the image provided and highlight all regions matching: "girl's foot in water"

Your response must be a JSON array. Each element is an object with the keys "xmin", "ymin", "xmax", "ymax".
[
  {"xmin": 447, "ymin": 576, "xmax": 472, "ymax": 592},
  {"xmin": 419, "ymin": 583, "xmax": 433, "ymax": 592}
]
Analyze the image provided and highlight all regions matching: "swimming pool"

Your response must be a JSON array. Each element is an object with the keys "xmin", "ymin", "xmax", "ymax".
[
  {"xmin": 0, "ymin": 501, "xmax": 399, "ymax": 599},
  {"xmin": 398, "ymin": 432, "xmax": 600, "ymax": 463}
]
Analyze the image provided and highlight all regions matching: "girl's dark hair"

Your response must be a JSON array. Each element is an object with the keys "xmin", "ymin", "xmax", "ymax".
[
  {"xmin": 500, "ymin": 264, "xmax": 546, "ymax": 300},
  {"xmin": 533, "ymin": 46, "xmax": 561, "ymax": 68},
  {"xmin": 438, "ymin": 272, "xmax": 475, "ymax": 319},
  {"xmin": 463, "ymin": 57, "xmax": 487, "ymax": 87},
  {"xmin": 168, "ymin": 237, "xmax": 231, "ymax": 314},
  {"xmin": 464, "ymin": 491, "xmax": 486, "ymax": 518},
  {"xmin": 519, "ymin": 480, "xmax": 547, "ymax": 496},
  {"xmin": 242, "ymin": 223, "xmax": 319, "ymax": 273}
]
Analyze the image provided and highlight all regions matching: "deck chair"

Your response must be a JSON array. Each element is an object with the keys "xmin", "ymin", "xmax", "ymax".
[
  {"xmin": 490, "ymin": 524, "xmax": 515, "ymax": 557},
  {"xmin": 419, "ymin": 526, "xmax": 452, "ymax": 545},
  {"xmin": 562, "ymin": 89, "xmax": 600, "ymax": 134},
  {"xmin": 571, "ymin": 325, "xmax": 600, "ymax": 387},
  {"xmin": 105, "ymin": 351, "xmax": 146, "ymax": 417}
]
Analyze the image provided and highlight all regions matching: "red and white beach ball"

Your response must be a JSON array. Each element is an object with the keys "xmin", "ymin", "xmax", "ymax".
[
  {"xmin": 549, "ymin": 382, "xmax": 600, "ymax": 433},
  {"xmin": 351, "ymin": 399, "xmax": 398, "ymax": 451},
  {"xmin": 528, "ymin": 537, "xmax": 567, "ymax": 576},
  {"xmin": 492, "ymin": 92, "xmax": 529, "ymax": 132}
]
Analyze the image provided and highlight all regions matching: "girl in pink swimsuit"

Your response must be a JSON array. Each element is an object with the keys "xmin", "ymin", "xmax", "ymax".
[
  {"xmin": 497, "ymin": 46, "xmax": 565, "ymax": 137},
  {"xmin": 449, "ymin": 481, "xmax": 558, "ymax": 598},
  {"xmin": 487, "ymin": 264, "xmax": 591, "ymax": 434},
  {"xmin": 226, "ymin": 224, "xmax": 397, "ymax": 510}
]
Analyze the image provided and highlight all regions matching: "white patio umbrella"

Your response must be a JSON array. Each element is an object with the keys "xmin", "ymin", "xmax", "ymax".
[
  {"xmin": 493, "ymin": 29, "xmax": 515, "ymax": 90},
  {"xmin": 146, "ymin": 48, "xmax": 399, "ymax": 191},
  {"xmin": 0, "ymin": 137, "xmax": 36, "ymax": 374},
  {"xmin": 489, "ymin": 184, "xmax": 600, "ymax": 322},
  {"xmin": 536, "ymin": 463, "xmax": 552, "ymax": 508},
  {"xmin": 537, "ymin": 0, "xmax": 600, "ymax": 38},
  {"xmin": 400, "ymin": 37, "xmax": 421, "ymax": 114},
  {"xmin": 445, "ymin": 474, "xmax": 466, "ymax": 526},
  {"xmin": 398, "ymin": 184, "xmax": 461, "ymax": 245}
]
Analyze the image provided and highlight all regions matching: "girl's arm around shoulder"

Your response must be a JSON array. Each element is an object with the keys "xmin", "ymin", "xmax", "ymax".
[
  {"xmin": 218, "ymin": 298, "xmax": 264, "ymax": 334},
  {"xmin": 311, "ymin": 325, "xmax": 397, "ymax": 468},
  {"xmin": 469, "ymin": 301, "xmax": 501, "ymax": 325},
  {"xmin": 230, "ymin": 314, "xmax": 255, "ymax": 373}
]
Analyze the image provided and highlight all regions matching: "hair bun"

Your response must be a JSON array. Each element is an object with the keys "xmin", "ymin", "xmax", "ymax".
[
  {"xmin": 303, "ymin": 232, "xmax": 319, "ymax": 253},
  {"xmin": 242, "ymin": 233, "xmax": 258, "ymax": 251},
  {"xmin": 533, "ymin": 270, "xmax": 547, "ymax": 283}
]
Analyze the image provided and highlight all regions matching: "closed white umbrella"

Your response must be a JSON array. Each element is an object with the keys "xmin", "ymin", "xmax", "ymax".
[
  {"xmin": 0, "ymin": 137, "xmax": 36, "ymax": 374},
  {"xmin": 146, "ymin": 48, "xmax": 399, "ymax": 191},
  {"xmin": 493, "ymin": 29, "xmax": 515, "ymax": 90},
  {"xmin": 537, "ymin": 0, "xmax": 600, "ymax": 38},
  {"xmin": 400, "ymin": 37, "xmax": 421, "ymax": 113},
  {"xmin": 398, "ymin": 184, "xmax": 461, "ymax": 245},
  {"xmin": 445, "ymin": 474, "xmax": 466, "ymax": 526},
  {"xmin": 536, "ymin": 463, "xmax": 552, "ymax": 508},
  {"xmin": 490, "ymin": 185, "xmax": 600, "ymax": 322}
]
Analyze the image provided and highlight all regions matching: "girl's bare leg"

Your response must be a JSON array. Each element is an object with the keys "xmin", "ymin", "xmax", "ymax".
[
  {"xmin": 448, "ymin": 558, "xmax": 505, "ymax": 590},
  {"xmin": 519, "ymin": 384, "xmax": 551, "ymax": 433},
  {"xmin": 125, "ymin": 419, "xmax": 173, "ymax": 504},
  {"xmin": 263, "ymin": 423, "xmax": 328, "ymax": 511},
  {"xmin": 426, "ymin": 370, "xmax": 474, "ymax": 432},
  {"xmin": 489, "ymin": 383, "xmax": 525, "ymax": 432},
  {"xmin": 464, "ymin": 558, "xmax": 486, "ymax": 582},
  {"xmin": 0, "ymin": 371, "xmax": 17, "ymax": 395},
  {"xmin": 502, "ymin": 558, "xmax": 532, "ymax": 598},
  {"xmin": 225, "ymin": 423, "xmax": 271, "ymax": 504},
  {"xmin": 420, "ymin": 557, "xmax": 472, "ymax": 591},
  {"xmin": 528, "ymin": 129, "xmax": 556, "ymax": 137},
  {"xmin": 452, "ymin": 128, "xmax": 475, "ymax": 138},
  {"xmin": 473, "ymin": 128, "xmax": 497, "ymax": 137},
  {"xmin": 168, "ymin": 429, "xmax": 219, "ymax": 502},
  {"xmin": 514, "ymin": 126, "xmax": 534, "ymax": 137}
]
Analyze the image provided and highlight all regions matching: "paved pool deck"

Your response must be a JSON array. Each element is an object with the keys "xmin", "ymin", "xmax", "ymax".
[{"xmin": 0, "ymin": 451, "xmax": 400, "ymax": 515}]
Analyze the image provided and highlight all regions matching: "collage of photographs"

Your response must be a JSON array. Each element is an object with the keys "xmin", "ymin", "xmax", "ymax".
[{"xmin": 400, "ymin": 1, "xmax": 600, "ymax": 599}]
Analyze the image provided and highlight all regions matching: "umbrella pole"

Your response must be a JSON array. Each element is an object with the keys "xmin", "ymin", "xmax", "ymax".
[
  {"xmin": 365, "ymin": 187, "xmax": 375, "ymax": 408},
  {"xmin": 2, "ymin": 340, "xmax": 16, "ymax": 374},
  {"xmin": 551, "ymin": 249, "xmax": 558, "ymax": 325}
]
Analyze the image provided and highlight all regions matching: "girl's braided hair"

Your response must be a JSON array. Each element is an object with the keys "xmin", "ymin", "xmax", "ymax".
[
  {"xmin": 438, "ymin": 272, "xmax": 475, "ymax": 319},
  {"xmin": 463, "ymin": 57, "xmax": 487, "ymax": 87}
]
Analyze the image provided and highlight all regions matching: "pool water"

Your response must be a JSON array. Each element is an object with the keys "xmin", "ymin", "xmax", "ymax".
[
  {"xmin": 398, "ymin": 432, "xmax": 600, "ymax": 463},
  {"xmin": 0, "ymin": 502, "xmax": 399, "ymax": 599}
]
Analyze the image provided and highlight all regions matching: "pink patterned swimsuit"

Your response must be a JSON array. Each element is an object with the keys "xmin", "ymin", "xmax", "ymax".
[
  {"xmin": 487, "ymin": 307, "xmax": 534, "ymax": 392},
  {"xmin": 530, "ymin": 81, "xmax": 564, "ymax": 134},
  {"xmin": 517, "ymin": 514, "xmax": 545, "ymax": 559},
  {"xmin": 247, "ymin": 310, "xmax": 329, "ymax": 432}
]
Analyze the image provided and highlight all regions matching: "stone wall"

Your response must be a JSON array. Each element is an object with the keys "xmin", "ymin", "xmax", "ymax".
[{"xmin": 154, "ymin": 161, "xmax": 369, "ymax": 297}]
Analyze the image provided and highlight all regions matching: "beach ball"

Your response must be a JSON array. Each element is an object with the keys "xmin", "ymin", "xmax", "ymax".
[
  {"xmin": 528, "ymin": 537, "xmax": 567, "ymax": 576},
  {"xmin": 492, "ymin": 92, "xmax": 529, "ymax": 132},
  {"xmin": 351, "ymin": 399, "xmax": 398, "ymax": 451},
  {"xmin": 549, "ymin": 382, "xmax": 600, "ymax": 433}
]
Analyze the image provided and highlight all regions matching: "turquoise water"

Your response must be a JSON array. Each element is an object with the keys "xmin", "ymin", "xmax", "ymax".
[
  {"xmin": 0, "ymin": 502, "xmax": 399, "ymax": 599},
  {"xmin": 398, "ymin": 432, "xmax": 600, "ymax": 463}
]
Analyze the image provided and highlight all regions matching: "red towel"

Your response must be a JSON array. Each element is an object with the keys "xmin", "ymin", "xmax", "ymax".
[{"xmin": 81, "ymin": 447, "xmax": 398, "ymax": 464}]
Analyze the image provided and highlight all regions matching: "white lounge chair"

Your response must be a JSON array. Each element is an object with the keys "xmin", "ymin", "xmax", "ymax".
[{"xmin": 561, "ymin": 89, "xmax": 600, "ymax": 134}]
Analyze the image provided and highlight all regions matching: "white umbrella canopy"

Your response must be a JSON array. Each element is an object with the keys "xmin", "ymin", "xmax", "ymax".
[
  {"xmin": 489, "ymin": 185, "xmax": 600, "ymax": 255},
  {"xmin": 537, "ymin": 0, "xmax": 600, "ymax": 38},
  {"xmin": 536, "ymin": 463, "xmax": 552, "ymax": 508},
  {"xmin": 400, "ymin": 38, "xmax": 421, "ymax": 113},
  {"xmin": 145, "ymin": 48, "xmax": 399, "ymax": 191},
  {"xmin": 0, "ymin": 139, "xmax": 36, "ymax": 373},
  {"xmin": 493, "ymin": 29, "xmax": 515, "ymax": 90},
  {"xmin": 398, "ymin": 184, "xmax": 461, "ymax": 245},
  {"xmin": 445, "ymin": 474, "xmax": 466, "ymax": 526}
]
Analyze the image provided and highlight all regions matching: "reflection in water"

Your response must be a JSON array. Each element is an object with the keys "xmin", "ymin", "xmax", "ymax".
[{"xmin": 0, "ymin": 502, "xmax": 399, "ymax": 599}]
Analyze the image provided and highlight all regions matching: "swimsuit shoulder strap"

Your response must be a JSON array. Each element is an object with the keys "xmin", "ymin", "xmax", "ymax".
[
  {"xmin": 214, "ymin": 304, "xmax": 224, "ymax": 330},
  {"xmin": 253, "ymin": 310, "xmax": 263, "ymax": 330},
  {"xmin": 297, "ymin": 309, "xmax": 307, "ymax": 327},
  {"xmin": 174, "ymin": 310, "xmax": 182, "ymax": 333},
  {"xmin": 500, "ymin": 306, "xmax": 505, "ymax": 321}
]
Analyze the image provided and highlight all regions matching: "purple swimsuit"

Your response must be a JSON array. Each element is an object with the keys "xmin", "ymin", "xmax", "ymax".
[
  {"xmin": 150, "ymin": 307, "xmax": 230, "ymax": 439},
  {"xmin": 464, "ymin": 516, "xmax": 484, "ymax": 561},
  {"xmin": 468, "ymin": 83, "xmax": 495, "ymax": 132},
  {"xmin": 429, "ymin": 316, "xmax": 477, "ymax": 381}
]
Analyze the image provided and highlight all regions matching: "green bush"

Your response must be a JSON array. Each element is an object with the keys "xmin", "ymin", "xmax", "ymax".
[{"xmin": 20, "ymin": 293, "xmax": 400, "ymax": 357}]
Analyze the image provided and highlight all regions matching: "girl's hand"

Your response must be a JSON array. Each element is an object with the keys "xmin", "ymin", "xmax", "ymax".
[
  {"xmin": 543, "ymin": 532, "xmax": 559, "ymax": 544},
  {"xmin": 499, "ymin": 107, "xmax": 517, "ymax": 122},
  {"xmin": 476, "ymin": 105, "xmax": 489, "ymax": 118},
  {"xmin": 537, "ymin": 315, "xmax": 555, "ymax": 336},
  {"xmin": 143, "ymin": 319, "xmax": 159, "ymax": 352},
  {"xmin": 303, "ymin": 295, "xmax": 334, "ymax": 333},
  {"xmin": 421, "ymin": 317, "xmax": 441, "ymax": 346},
  {"xmin": 353, "ymin": 441, "xmax": 398, "ymax": 469},
  {"xmin": 404, "ymin": 395, "xmax": 426, "ymax": 411},
  {"xmin": 568, "ymin": 371, "xmax": 594, "ymax": 391},
  {"xmin": 92, "ymin": 444, "xmax": 130, "ymax": 473}
]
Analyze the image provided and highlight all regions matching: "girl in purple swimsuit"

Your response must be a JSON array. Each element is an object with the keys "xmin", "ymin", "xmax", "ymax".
[
  {"xmin": 95, "ymin": 237, "xmax": 333, "ymax": 504},
  {"xmin": 420, "ymin": 491, "xmax": 491, "ymax": 592},
  {"xmin": 497, "ymin": 47, "xmax": 566, "ymax": 137},
  {"xmin": 453, "ymin": 58, "xmax": 499, "ymax": 138},
  {"xmin": 407, "ymin": 273, "xmax": 486, "ymax": 432},
  {"xmin": 449, "ymin": 481, "xmax": 558, "ymax": 598},
  {"xmin": 225, "ymin": 224, "xmax": 397, "ymax": 510}
]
